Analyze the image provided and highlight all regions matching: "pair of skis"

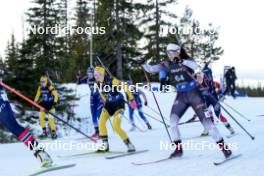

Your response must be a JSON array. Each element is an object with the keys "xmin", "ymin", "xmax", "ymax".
[{"xmin": 132, "ymin": 153, "xmax": 242, "ymax": 166}]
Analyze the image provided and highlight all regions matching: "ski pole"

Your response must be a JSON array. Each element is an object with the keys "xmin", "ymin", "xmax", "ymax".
[
  {"xmin": 146, "ymin": 105, "xmax": 170, "ymax": 121},
  {"xmin": 220, "ymin": 104, "xmax": 255, "ymax": 140},
  {"xmin": 178, "ymin": 119, "xmax": 200, "ymax": 125},
  {"xmin": 222, "ymin": 101, "xmax": 251, "ymax": 122},
  {"xmin": 141, "ymin": 111, "xmax": 170, "ymax": 127},
  {"xmin": 121, "ymin": 114, "xmax": 145, "ymax": 132},
  {"xmin": 134, "ymin": 113, "xmax": 148, "ymax": 129},
  {"xmin": 94, "ymin": 54, "xmax": 114, "ymax": 77},
  {"xmin": 123, "ymin": 100, "xmax": 170, "ymax": 127},
  {"xmin": 0, "ymin": 81, "xmax": 97, "ymax": 143},
  {"xmin": 142, "ymin": 68, "xmax": 172, "ymax": 142}
]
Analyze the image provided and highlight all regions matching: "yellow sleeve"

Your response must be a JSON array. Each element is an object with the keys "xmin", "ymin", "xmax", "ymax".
[
  {"xmin": 49, "ymin": 86, "xmax": 59, "ymax": 103},
  {"xmin": 34, "ymin": 86, "xmax": 41, "ymax": 102},
  {"xmin": 112, "ymin": 78, "xmax": 134, "ymax": 101}
]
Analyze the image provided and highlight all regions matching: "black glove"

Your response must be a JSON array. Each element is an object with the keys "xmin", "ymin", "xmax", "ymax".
[
  {"xmin": 133, "ymin": 58, "xmax": 146, "ymax": 65},
  {"xmin": 144, "ymin": 101, "xmax": 148, "ymax": 106},
  {"xmin": 53, "ymin": 102, "xmax": 58, "ymax": 109}
]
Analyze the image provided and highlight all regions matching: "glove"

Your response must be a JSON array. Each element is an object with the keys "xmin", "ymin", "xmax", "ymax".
[
  {"xmin": 76, "ymin": 73, "xmax": 81, "ymax": 83},
  {"xmin": 53, "ymin": 102, "xmax": 58, "ymax": 109},
  {"xmin": 196, "ymin": 72, "xmax": 204, "ymax": 84},
  {"xmin": 130, "ymin": 100, "xmax": 137, "ymax": 109},
  {"xmin": 144, "ymin": 101, "xmax": 148, "ymax": 106},
  {"xmin": 134, "ymin": 58, "xmax": 146, "ymax": 65}
]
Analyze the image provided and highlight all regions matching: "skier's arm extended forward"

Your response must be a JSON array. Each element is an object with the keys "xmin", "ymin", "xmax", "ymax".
[{"xmin": 142, "ymin": 62, "xmax": 167, "ymax": 74}]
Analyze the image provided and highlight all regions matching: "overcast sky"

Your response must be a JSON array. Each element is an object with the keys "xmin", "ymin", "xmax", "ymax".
[{"xmin": 0, "ymin": 0, "xmax": 263, "ymax": 84}]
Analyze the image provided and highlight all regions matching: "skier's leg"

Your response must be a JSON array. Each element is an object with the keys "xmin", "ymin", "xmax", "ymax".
[
  {"xmin": 169, "ymin": 94, "xmax": 189, "ymax": 157},
  {"xmin": 39, "ymin": 111, "xmax": 47, "ymax": 137},
  {"xmin": 97, "ymin": 108, "xmax": 110, "ymax": 151},
  {"xmin": 138, "ymin": 108, "xmax": 147, "ymax": 123},
  {"xmin": 112, "ymin": 109, "xmax": 128, "ymax": 140},
  {"xmin": 128, "ymin": 107, "xmax": 136, "ymax": 131},
  {"xmin": 47, "ymin": 108, "xmax": 57, "ymax": 139},
  {"xmin": 210, "ymin": 97, "xmax": 235, "ymax": 134},
  {"xmin": 94, "ymin": 103, "xmax": 103, "ymax": 136},
  {"xmin": 129, "ymin": 106, "xmax": 135, "ymax": 124},
  {"xmin": 190, "ymin": 93, "xmax": 222, "ymax": 142},
  {"xmin": 170, "ymin": 95, "xmax": 188, "ymax": 141},
  {"xmin": 189, "ymin": 91, "xmax": 232, "ymax": 158},
  {"xmin": 160, "ymin": 78, "xmax": 166, "ymax": 91},
  {"xmin": 90, "ymin": 95, "xmax": 98, "ymax": 132},
  {"xmin": 138, "ymin": 107, "xmax": 152, "ymax": 129},
  {"xmin": 0, "ymin": 102, "xmax": 52, "ymax": 166},
  {"xmin": 113, "ymin": 109, "xmax": 136, "ymax": 152},
  {"xmin": 98, "ymin": 108, "xmax": 110, "ymax": 137},
  {"xmin": 231, "ymin": 82, "xmax": 236, "ymax": 98}
]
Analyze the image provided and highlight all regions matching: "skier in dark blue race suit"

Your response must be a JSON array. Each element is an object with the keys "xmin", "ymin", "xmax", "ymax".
[
  {"xmin": 197, "ymin": 64, "xmax": 235, "ymax": 136},
  {"xmin": 0, "ymin": 70, "xmax": 53, "ymax": 167},
  {"xmin": 126, "ymin": 82, "xmax": 152, "ymax": 131},
  {"xmin": 77, "ymin": 67, "xmax": 103, "ymax": 138}
]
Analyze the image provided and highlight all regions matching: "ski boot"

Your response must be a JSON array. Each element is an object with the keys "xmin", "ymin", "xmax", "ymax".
[
  {"xmin": 34, "ymin": 148, "xmax": 53, "ymax": 168},
  {"xmin": 51, "ymin": 130, "xmax": 57, "ymax": 140},
  {"xmin": 226, "ymin": 124, "xmax": 235, "ymax": 135},
  {"xmin": 97, "ymin": 137, "xmax": 109, "ymax": 152},
  {"xmin": 146, "ymin": 123, "xmax": 152, "ymax": 130},
  {"xmin": 200, "ymin": 129, "xmax": 209, "ymax": 136},
  {"xmin": 129, "ymin": 124, "xmax": 136, "ymax": 132},
  {"xmin": 124, "ymin": 139, "xmax": 136, "ymax": 152},
  {"xmin": 217, "ymin": 139, "xmax": 232, "ymax": 158},
  {"xmin": 92, "ymin": 127, "xmax": 100, "ymax": 139},
  {"xmin": 169, "ymin": 140, "xmax": 183, "ymax": 158},
  {"xmin": 39, "ymin": 128, "xmax": 48, "ymax": 139}
]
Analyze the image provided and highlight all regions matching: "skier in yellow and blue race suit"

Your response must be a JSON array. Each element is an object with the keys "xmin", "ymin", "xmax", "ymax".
[{"xmin": 34, "ymin": 75, "xmax": 59, "ymax": 139}]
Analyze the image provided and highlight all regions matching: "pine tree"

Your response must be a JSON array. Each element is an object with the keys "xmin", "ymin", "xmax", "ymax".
[
  {"xmin": 67, "ymin": 0, "xmax": 92, "ymax": 80},
  {"xmin": 140, "ymin": 0, "xmax": 178, "ymax": 63},
  {"xmin": 5, "ymin": 33, "xmax": 19, "ymax": 81},
  {"xmin": 25, "ymin": 0, "xmax": 60, "ymax": 79},
  {"xmin": 177, "ymin": 6, "xmax": 224, "ymax": 64},
  {"xmin": 94, "ymin": 0, "xmax": 146, "ymax": 79}
]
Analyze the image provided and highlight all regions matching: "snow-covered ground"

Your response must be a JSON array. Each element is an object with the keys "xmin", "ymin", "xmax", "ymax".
[{"xmin": 0, "ymin": 84, "xmax": 263, "ymax": 176}]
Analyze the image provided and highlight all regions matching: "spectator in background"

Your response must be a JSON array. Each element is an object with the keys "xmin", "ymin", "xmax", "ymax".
[
  {"xmin": 224, "ymin": 67, "xmax": 237, "ymax": 98},
  {"xmin": 159, "ymin": 70, "xmax": 169, "ymax": 92}
]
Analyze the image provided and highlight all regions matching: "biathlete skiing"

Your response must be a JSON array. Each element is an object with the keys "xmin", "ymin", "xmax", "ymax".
[{"xmin": 140, "ymin": 43, "xmax": 233, "ymax": 159}]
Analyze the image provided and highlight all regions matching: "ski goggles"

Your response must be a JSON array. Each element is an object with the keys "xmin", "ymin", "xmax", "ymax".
[
  {"xmin": 167, "ymin": 49, "xmax": 180, "ymax": 55},
  {"xmin": 40, "ymin": 81, "xmax": 47, "ymax": 85}
]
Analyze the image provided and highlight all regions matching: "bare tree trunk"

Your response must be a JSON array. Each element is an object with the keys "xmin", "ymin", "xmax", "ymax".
[
  {"xmin": 155, "ymin": 0, "xmax": 160, "ymax": 61},
  {"xmin": 116, "ymin": 43, "xmax": 123, "ymax": 79}
]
